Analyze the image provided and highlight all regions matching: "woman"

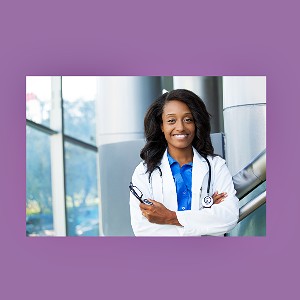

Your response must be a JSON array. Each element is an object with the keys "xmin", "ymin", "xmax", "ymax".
[{"xmin": 129, "ymin": 89, "xmax": 239, "ymax": 236}]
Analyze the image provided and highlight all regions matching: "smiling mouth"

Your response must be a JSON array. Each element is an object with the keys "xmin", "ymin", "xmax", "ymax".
[{"xmin": 173, "ymin": 134, "xmax": 189, "ymax": 139}]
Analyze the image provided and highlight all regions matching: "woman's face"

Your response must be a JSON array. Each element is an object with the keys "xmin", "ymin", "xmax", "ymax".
[{"xmin": 161, "ymin": 100, "xmax": 195, "ymax": 153}]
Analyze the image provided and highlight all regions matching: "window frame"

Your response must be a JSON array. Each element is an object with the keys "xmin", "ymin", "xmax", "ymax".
[{"xmin": 26, "ymin": 76, "xmax": 99, "ymax": 236}]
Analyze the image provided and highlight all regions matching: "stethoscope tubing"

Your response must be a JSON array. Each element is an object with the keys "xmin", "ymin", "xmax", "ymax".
[{"xmin": 149, "ymin": 156, "xmax": 212, "ymax": 195}]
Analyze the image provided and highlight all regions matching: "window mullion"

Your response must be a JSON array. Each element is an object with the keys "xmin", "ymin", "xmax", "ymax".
[{"xmin": 50, "ymin": 76, "xmax": 67, "ymax": 236}]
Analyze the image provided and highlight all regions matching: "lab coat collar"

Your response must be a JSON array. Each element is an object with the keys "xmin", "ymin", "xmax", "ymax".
[
  {"xmin": 159, "ymin": 147, "xmax": 208, "ymax": 167},
  {"xmin": 154, "ymin": 147, "xmax": 209, "ymax": 211}
]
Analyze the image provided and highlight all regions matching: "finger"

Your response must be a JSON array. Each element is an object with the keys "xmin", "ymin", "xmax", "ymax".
[
  {"xmin": 215, "ymin": 199, "xmax": 223, "ymax": 204},
  {"xmin": 144, "ymin": 199, "xmax": 160, "ymax": 208},
  {"xmin": 140, "ymin": 203, "xmax": 148, "ymax": 210},
  {"xmin": 221, "ymin": 193, "xmax": 228, "ymax": 199},
  {"xmin": 216, "ymin": 195, "xmax": 227, "ymax": 201},
  {"xmin": 213, "ymin": 194, "xmax": 222, "ymax": 200},
  {"xmin": 214, "ymin": 192, "xmax": 227, "ymax": 200},
  {"xmin": 214, "ymin": 194, "xmax": 228, "ymax": 204},
  {"xmin": 141, "ymin": 211, "xmax": 149, "ymax": 219},
  {"xmin": 148, "ymin": 198, "xmax": 157, "ymax": 204},
  {"xmin": 214, "ymin": 196, "xmax": 224, "ymax": 203},
  {"xmin": 140, "ymin": 203, "xmax": 153, "ymax": 211},
  {"xmin": 140, "ymin": 201, "xmax": 155, "ymax": 211},
  {"xmin": 213, "ymin": 194, "xmax": 224, "ymax": 201}
]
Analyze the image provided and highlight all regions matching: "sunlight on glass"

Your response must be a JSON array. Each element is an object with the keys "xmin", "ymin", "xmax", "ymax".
[
  {"xmin": 62, "ymin": 76, "xmax": 97, "ymax": 144},
  {"xmin": 26, "ymin": 76, "xmax": 52, "ymax": 126},
  {"xmin": 62, "ymin": 76, "xmax": 97, "ymax": 102}
]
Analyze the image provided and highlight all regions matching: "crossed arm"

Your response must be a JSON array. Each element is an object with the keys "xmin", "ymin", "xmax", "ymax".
[
  {"xmin": 140, "ymin": 191, "xmax": 228, "ymax": 226},
  {"xmin": 130, "ymin": 158, "xmax": 239, "ymax": 236}
]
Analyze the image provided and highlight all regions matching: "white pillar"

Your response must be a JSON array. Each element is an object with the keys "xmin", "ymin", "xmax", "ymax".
[
  {"xmin": 223, "ymin": 76, "xmax": 266, "ymax": 175},
  {"xmin": 95, "ymin": 76, "xmax": 162, "ymax": 235},
  {"xmin": 173, "ymin": 76, "xmax": 223, "ymax": 133},
  {"xmin": 96, "ymin": 76, "xmax": 162, "ymax": 145}
]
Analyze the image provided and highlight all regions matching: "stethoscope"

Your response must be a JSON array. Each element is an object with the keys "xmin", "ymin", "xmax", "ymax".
[{"xmin": 148, "ymin": 155, "xmax": 214, "ymax": 208}]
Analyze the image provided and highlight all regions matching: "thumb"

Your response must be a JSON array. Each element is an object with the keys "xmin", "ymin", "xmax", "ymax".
[
  {"xmin": 148, "ymin": 198, "xmax": 163, "ymax": 206},
  {"xmin": 147, "ymin": 198, "xmax": 157, "ymax": 204}
]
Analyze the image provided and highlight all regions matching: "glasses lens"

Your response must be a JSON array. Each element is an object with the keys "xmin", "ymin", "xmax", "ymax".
[
  {"xmin": 130, "ymin": 183, "xmax": 143, "ymax": 199},
  {"xmin": 134, "ymin": 188, "xmax": 142, "ymax": 198}
]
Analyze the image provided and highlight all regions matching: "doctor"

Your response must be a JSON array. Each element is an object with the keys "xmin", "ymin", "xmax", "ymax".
[{"xmin": 129, "ymin": 89, "xmax": 239, "ymax": 236}]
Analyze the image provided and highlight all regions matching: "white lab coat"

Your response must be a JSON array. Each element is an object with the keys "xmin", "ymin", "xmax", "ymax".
[{"xmin": 129, "ymin": 148, "xmax": 239, "ymax": 236}]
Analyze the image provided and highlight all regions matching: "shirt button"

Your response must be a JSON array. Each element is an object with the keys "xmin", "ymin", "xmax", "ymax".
[
  {"xmin": 183, "ymin": 191, "xmax": 186, "ymax": 195},
  {"xmin": 182, "ymin": 207, "xmax": 185, "ymax": 210}
]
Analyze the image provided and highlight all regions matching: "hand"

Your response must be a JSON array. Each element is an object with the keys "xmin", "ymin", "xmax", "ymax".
[
  {"xmin": 212, "ymin": 191, "xmax": 227, "ymax": 204},
  {"xmin": 140, "ymin": 200, "xmax": 181, "ymax": 226}
]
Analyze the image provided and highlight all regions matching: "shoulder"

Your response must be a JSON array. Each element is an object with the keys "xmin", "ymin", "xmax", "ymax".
[
  {"xmin": 210, "ymin": 154, "xmax": 226, "ymax": 166},
  {"xmin": 133, "ymin": 161, "xmax": 148, "ymax": 176},
  {"xmin": 131, "ymin": 161, "xmax": 152, "ymax": 191},
  {"xmin": 193, "ymin": 148, "xmax": 226, "ymax": 167},
  {"xmin": 208, "ymin": 155, "xmax": 233, "ymax": 178},
  {"xmin": 194, "ymin": 151, "xmax": 228, "ymax": 174},
  {"xmin": 208, "ymin": 155, "xmax": 228, "ymax": 173}
]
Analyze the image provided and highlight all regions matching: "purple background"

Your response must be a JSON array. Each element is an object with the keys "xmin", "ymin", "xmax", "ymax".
[{"xmin": 1, "ymin": 0, "xmax": 299, "ymax": 299}]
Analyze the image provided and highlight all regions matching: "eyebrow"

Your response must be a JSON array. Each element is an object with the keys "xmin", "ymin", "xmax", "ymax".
[{"xmin": 165, "ymin": 112, "xmax": 193, "ymax": 116}]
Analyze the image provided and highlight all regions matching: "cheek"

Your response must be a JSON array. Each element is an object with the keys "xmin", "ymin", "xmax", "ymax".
[
  {"xmin": 189, "ymin": 123, "xmax": 196, "ymax": 132},
  {"xmin": 162, "ymin": 129, "xmax": 168, "ymax": 139},
  {"xmin": 161, "ymin": 122, "xmax": 170, "ymax": 134},
  {"xmin": 160, "ymin": 124, "xmax": 167, "ymax": 139},
  {"xmin": 190, "ymin": 125, "xmax": 196, "ymax": 137}
]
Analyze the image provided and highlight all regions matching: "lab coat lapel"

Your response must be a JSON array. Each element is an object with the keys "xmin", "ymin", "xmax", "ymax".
[
  {"xmin": 159, "ymin": 150, "xmax": 178, "ymax": 211},
  {"xmin": 191, "ymin": 149, "xmax": 209, "ymax": 210},
  {"xmin": 152, "ymin": 149, "xmax": 209, "ymax": 211},
  {"xmin": 151, "ymin": 167, "xmax": 163, "ymax": 202}
]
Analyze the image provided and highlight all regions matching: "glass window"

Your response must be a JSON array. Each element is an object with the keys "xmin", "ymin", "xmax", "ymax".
[
  {"xmin": 26, "ymin": 76, "xmax": 52, "ymax": 127},
  {"xmin": 62, "ymin": 76, "xmax": 97, "ymax": 145},
  {"xmin": 26, "ymin": 126, "xmax": 54, "ymax": 236},
  {"xmin": 64, "ymin": 142, "xmax": 99, "ymax": 236}
]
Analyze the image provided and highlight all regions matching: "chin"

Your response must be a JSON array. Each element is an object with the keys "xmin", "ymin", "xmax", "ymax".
[{"xmin": 168, "ymin": 142, "xmax": 193, "ymax": 150}]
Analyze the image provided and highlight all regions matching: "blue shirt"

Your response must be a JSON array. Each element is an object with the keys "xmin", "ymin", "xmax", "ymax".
[{"xmin": 167, "ymin": 152, "xmax": 193, "ymax": 211}]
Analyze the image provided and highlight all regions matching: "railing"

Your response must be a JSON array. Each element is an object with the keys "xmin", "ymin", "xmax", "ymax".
[
  {"xmin": 238, "ymin": 191, "xmax": 266, "ymax": 222},
  {"xmin": 232, "ymin": 149, "xmax": 266, "ymax": 222}
]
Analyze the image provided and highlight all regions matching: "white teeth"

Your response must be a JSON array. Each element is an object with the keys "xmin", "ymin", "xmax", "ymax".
[{"xmin": 173, "ymin": 134, "xmax": 188, "ymax": 139}]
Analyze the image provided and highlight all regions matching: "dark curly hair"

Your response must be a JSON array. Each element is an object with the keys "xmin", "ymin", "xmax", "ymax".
[{"xmin": 140, "ymin": 89, "xmax": 214, "ymax": 174}]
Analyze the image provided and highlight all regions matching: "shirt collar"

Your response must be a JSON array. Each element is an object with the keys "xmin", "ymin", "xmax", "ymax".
[
  {"xmin": 167, "ymin": 152, "xmax": 177, "ymax": 165},
  {"xmin": 167, "ymin": 152, "xmax": 193, "ymax": 167}
]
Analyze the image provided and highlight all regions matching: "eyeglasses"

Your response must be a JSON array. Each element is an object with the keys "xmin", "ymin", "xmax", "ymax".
[{"xmin": 129, "ymin": 182, "xmax": 153, "ymax": 205}]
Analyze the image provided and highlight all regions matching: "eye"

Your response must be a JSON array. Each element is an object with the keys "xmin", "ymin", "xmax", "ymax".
[
  {"xmin": 184, "ymin": 117, "xmax": 194, "ymax": 123},
  {"xmin": 167, "ymin": 119, "xmax": 176, "ymax": 124}
]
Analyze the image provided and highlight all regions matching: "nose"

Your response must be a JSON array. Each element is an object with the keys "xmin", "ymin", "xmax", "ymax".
[{"xmin": 175, "ymin": 120, "xmax": 185, "ymax": 131}]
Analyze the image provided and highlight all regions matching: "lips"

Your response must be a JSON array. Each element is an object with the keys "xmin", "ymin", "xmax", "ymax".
[{"xmin": 173, "ymin": 134, "xmax": 189, "ymax": 139}]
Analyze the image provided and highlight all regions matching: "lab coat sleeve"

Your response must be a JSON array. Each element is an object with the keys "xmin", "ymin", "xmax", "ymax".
[
  {"xmin": 176, "ymin": 157, "xmax": 240, "ymax": 236},
  {"xmin": 129, "ymin": 162, "xmax": 184, "ymax": 236}
]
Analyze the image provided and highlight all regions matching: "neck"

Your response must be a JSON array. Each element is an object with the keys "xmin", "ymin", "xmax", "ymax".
[{"xmin": 167, "ymin": 146, "xmax": 193, "ymax": 166}]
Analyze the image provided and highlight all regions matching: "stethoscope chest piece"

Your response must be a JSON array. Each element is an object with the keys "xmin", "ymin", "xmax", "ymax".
[{"xmin": 202, "ymin": 195, "xmax": 213, "ymax": 208}]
